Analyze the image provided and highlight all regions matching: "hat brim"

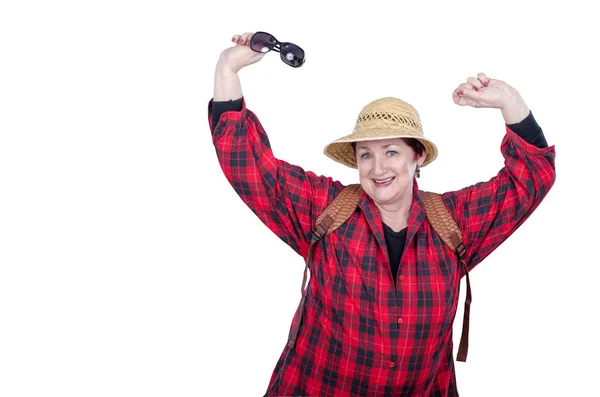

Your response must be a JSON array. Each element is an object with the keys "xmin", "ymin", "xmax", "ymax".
[{"xmin": 324, "ymin": 133, "xmax": 438, "ymax": 169}]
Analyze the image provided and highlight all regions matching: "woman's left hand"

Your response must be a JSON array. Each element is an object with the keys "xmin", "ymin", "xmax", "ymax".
[{"xmin": 452, "ymin": 72, "xmax": 530, "ymax": 124}]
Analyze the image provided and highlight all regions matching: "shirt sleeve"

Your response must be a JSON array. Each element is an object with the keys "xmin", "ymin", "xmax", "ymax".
[
  {"xmin": 506, "ymin": 111, "xmax": 548, "ymax": 148},
  {"xmin": 211, "ymin": 97, "xmax": 243, "ymax": 133},
  {"xmin": 441, "ymin": 126, "xmax": 556, "ymax": 273},
  {"xmin": 208, "ymin": 97, "xmax": 343, "ymax": 258}
]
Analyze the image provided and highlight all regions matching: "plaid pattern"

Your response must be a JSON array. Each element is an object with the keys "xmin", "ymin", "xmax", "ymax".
[{"xmin": 209, "ymin": 99, "xmax": 556, "ymax": 396}]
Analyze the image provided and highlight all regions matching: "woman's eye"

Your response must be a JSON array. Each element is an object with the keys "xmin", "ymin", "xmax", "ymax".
[
  {"xmin": 360, "ymin": 153, "xmax": 371, "ymax": 159},
  {"xmin": 387, "ymin": 151, "xmax": 398, "ymax": 157}
]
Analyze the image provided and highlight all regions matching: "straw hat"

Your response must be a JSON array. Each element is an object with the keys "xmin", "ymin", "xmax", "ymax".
[{"xmin": 323, "ymin": 97, "xmax": 438, "ymax": 169}]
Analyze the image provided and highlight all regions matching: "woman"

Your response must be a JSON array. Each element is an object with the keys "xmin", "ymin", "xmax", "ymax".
[{"xmin": 209, "ymin": 32, "xmax": 555, "ymax": 396}]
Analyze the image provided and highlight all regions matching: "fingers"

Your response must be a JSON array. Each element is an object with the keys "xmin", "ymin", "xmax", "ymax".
[
  {"xmin": 452, "ymin": 72, "xmax": 492, "ymax": 104},
  {"xmin": 452, "ymin": 82, "xmax": 483, "ymax": 106},
  {"xmin": 231, "ymin": 32, "xmax": 255, "ymax": 46},
  {"xmin": 477, "ymin": 72, "xmax": 492, "ymax": 87},
  {"xmin": 452, "ymin": 87, "xmax": 465, "ymax": 105},
  {"xmin": 240, "ymin": 32, "xmax": 254, "ymax": 46},
  {"xmin": 457, "ymin": 88, "xmax": 482, "ymax": 101},
  {"xmin": 452, "ymin": 82, "xmax": 475, "ymax": 104},
  {"xmin": 466, "ymin": 76, "xmax": 483, "ymax": 91},
  {"xmin": 463, "ymin": 73, "xmax": 494, "ymax": 91},
  {"xmin": 452, "ymin": 88, "xmax": 483, "ymax": 107}
]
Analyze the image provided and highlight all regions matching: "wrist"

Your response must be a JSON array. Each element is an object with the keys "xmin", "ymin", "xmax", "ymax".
[
  {"xmin": 216, "ymin": 54, "xmax": 238, "ymax": 75},
  {"xmin": 213, "ymin": 60, "xmax": 242, "ymax": 101},
  {"xmin": 500, "ymin": 88, "xmax": 530, "ymax": 124}
]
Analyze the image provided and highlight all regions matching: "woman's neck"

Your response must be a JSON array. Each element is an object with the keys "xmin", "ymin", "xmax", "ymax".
[{"xmin": 376, "ymin": 193, "xmax": 413, "ymax": 233}]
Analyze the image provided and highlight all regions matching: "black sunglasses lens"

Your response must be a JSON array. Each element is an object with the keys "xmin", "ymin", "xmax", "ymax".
[
  {"xmin": 280, "ymin": 43, "xmax": 305, "ymax": 67},
  {"xmin": 250, "ymin": 32, "xmax": 276, "ymax": 53}
]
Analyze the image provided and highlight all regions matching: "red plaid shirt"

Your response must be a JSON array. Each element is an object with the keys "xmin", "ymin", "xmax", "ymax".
[{"xmin": 209, "ymin": 99, "xmax": 556, "ymax": 396}]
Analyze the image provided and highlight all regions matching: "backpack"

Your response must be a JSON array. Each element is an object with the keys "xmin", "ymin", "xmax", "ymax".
[{"xmin": 287, "ymin": 184, "xmax": 473, "ymax": 362}]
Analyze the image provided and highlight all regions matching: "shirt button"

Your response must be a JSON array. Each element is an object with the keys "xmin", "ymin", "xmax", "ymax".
[
  {"xmin": 397, "ymin": 318, "xmax": 403, "ymax": 324},
  {"xmin": 389, "ymin": 361, "xmax": 395, "ymax": 368},
  {"xmin": 220, "ymin": 115, "xmax": 227, "ymax": 121},
  {"xmin": 399, "ymin": 275, "xmax": 404, "ymax": 281}
]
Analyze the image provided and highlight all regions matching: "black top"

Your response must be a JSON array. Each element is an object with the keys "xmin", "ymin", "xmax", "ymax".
[
  {"xmin": 383, "ymin": 223, "xmax": 408, "ymax": 281},
  {"xmin": 210, "ymin": 96, "xmax": 549, "ymax": 284}
]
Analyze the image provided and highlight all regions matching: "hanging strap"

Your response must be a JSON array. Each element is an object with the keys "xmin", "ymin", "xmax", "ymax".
[
  {"xmin": 420, "ymin": 191, "xmax": 472, "ymax": 362},
  {"xmin": 287, "ymin": 184, "xmax": 362, "ymax": 349},
  {"xmin": 288, "ymin": 186, "xmax": 473, "ymax": 362}
]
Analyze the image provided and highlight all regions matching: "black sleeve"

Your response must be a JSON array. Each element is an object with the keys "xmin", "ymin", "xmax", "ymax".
[
  {"xmin": 506, "ymin": 111, "xmax": 548, "ymax": 148},
  {"xmin": 211, "ymin": 97, "xmax": 243, "ymax": 132}
]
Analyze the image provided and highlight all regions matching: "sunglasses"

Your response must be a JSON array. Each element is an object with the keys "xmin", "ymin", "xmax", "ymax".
[{"xmin": 249, "ymin": 31, "xmax": 305, "ymax": 68}]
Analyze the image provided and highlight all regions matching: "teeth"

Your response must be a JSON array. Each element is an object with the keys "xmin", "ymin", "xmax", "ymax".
[{"xmin": 375, "ymin": 177, "xmax": 394, "ymax": 184}]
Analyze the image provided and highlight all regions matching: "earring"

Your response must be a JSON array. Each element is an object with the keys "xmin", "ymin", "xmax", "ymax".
[{"xmin": 415, "ymin": 166, "xmax": 421, "ymax": 179}]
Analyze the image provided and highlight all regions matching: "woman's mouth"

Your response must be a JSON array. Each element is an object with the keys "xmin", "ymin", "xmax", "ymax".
[{"xmin": 373, "ymin": 177, "xmax": 395, "ymax": 187}]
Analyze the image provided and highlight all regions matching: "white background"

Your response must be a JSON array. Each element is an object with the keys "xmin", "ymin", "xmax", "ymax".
[{"xmin": 1, "ymin": 0, "xmax": 599, "ymax": 396}]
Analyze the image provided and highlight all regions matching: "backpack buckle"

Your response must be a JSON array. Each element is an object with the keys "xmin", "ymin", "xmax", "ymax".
[
  {"xmin": 312, "ymin": 223, "xmax": 328, "ymax": 240},
  {"xmin": 456, "ymin": 242, "xmax": 467, "ymax": 261}
]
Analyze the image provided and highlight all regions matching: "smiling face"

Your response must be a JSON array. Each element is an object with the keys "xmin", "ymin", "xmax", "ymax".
[{"xmin": 355, "ymin": 138, "xmax": 426, "ymax": 208}]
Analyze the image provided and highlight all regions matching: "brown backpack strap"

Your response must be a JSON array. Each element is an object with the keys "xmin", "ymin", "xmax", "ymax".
[
  {"xmin": 313, "ymin": 184, "xmax": 363, "ymax": 239},
  {"xmin": 288, "ymin": 184, "xmax": 362, "ymax": 349},
  {"xmin": 420, "ymin": 191, "xmax": 472, "ymax": 362}
]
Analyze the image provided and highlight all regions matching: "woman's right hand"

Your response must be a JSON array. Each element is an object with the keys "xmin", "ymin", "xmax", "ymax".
[{"xmin": 217, "ymin": 32, "xmax": 266, "ymax": 74}]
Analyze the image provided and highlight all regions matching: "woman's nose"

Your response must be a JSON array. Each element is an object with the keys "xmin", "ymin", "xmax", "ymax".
[{"xmin": 374, "ymin": 156, "xmax": 386, "ymax": 175}]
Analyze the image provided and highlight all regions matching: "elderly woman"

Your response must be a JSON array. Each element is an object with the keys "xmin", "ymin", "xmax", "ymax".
[{"xmin": 209, "ymin": 32, "xmax": 555, "ymax": 397}]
